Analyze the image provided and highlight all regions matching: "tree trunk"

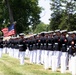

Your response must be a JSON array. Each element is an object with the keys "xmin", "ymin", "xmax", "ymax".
[{"xmin": 5, "ymin": 0, "xmax": 14, "ymax": 24}]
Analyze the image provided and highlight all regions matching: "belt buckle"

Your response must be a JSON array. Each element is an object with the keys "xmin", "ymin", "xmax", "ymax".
[
  {"xmin": 48, "ymin": 44, "xmax": 52, "ymax": 45},
  {"xmin": 41, "ymin": 44, "xmax": 43, "ymax": 45},
  {"xmin": 55, "ymin": 43, "xmax": 58, "ymax": 45},
  {"xmin": 62, "ymin": 44, "xmax": 65, "ymax": 46},
  {"xmin": 44, "ymin": 43, "xmax": 46, "ymax": 45},
  {"xmin": 69, "ymin": 46, "xmax": 71, "ymax": 48}
]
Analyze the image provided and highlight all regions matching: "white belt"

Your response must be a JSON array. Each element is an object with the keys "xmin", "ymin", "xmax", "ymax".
[
  {"xmin": 69, "ymin": 46, "xmax": 71, "ymax": 48},
  {"xmin": 48, "ymin": 44, "xmax": 52, "ymax": 45},
  {"xmin": 33, "ymin": 44, "xmax": 35, "ymax": 45},
  {"xmin": 41, "ymin": 44, "xmax": 43, "ymax": 45},
  {"xmin": 19, "ymin": 45, "xmax": 23, "ymax": 46},
  {"xmin": 36, "ymin": 43, "xmax": 38, "ymax": 45},
  {"xmin": 17, "ymin": 44, "xmax": 18, "ymax": 45},
  {"xmin": 44, "ymin": 43, "xmax": 46, "ymax": 45},
  {"xmin": 55, "ymin": 43, "xmax": 58, "ymax": 44},
  {"xmin": 62, "ymin": 44, "xmax": 65, "ymax": 46}
]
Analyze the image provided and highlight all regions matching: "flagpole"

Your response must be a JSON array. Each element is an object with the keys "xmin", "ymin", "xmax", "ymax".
[{"xmin": 13, "ymin": 21, "xmax": 17, "ymax": 36}]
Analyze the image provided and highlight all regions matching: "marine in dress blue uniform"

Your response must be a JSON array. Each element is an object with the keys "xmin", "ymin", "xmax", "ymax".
[
  {"xmin": 14, "ymin": 37, "xmax": 19, "ymax": 59},
  {"xmin": 36, "ymin": 34, "xmax": 41, "ymax": 64},
  {"xmin": 70, "ymin": 31, "xmax": 76, "ymax": 75},
  {"xmin": 32, "ymin": 34, "xmax": 37, "ymax": 64},
  {"xmin": 52, "ymin": 29, "xmax": 61, "ymax": 71},
  {"xmin": 3, "ymin": 40, "xmax": 7, "ymax": 54},
  {"xmin": 60, "ymin": 30, "xmax": 68, "ymax": 73},
  {"xmin": 47, "ymin": 31, "xmax": 54, "ymax": 68},
  {"xmin": 18, "ymin": 33, "xmax": 27, "ymax": 65},
  {"xmin": 28, "ymin": 37, "xmax": 33, "ymax": 63},
  {"xmin": 0, "ymin": 36, "xmax": 3, "ymax": 58},
  {"xmin": 40, "ymin": 32, "xmax": 47, "ymax": 65},
  {"xmin": 43, "ymin": 32, "xmax": 49, "ymax": 69},
  {"xmin": 67, "ymin": 31, "xmax": 73, "ymax": 72}
]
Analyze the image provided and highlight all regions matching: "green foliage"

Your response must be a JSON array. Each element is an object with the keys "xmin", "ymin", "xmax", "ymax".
[
  {"xmin": 0, "ymin": 31, "xmax": 2, "ymax": 36},
  {"xmin": 50, "ymin": 14, "xmax": 62, "ymax": 30},
  {"xmin": 0, "ymin": 0, "xmax": 9, "ymax": 29},
  {"xmin": 0, "ymin": 0, "xmax": 41, "ymax": 33},
  {"xmin": 68, "ymin": 13, "xmax": 76, "ymax": 31},
  {"xmin": 34, "ymin": 22, "xmax": 48, "ymax": 33},
  {"xmin": 49, "ymin": 0, "xmax": 63, "ymax": 30},
  {"xmin": 9, "ymin": 0, "xmax": 41, "ymax": 33},
  {"xmin": 49, "ymin": 0, "xmax": 76, "ymax": 31},
  {"xmin": 59, "ymin": 12, "xmax": 68, "ymax": 30}
]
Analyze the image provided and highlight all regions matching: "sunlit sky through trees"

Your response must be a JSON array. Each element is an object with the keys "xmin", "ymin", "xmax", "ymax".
[{"xmin": 39, "ymin": 0, "xmax": 52, "ymax": 24}]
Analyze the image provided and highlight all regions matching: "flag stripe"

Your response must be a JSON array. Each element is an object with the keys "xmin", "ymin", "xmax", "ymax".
[
  {"xmin": 8, "ymin": 29, "xmax": 15, "ymax": 36},
  {"xmin": 1, "ymin": 24, "xmax": 16, "ymax": 37},
  {"xmin": 8, "ymin": 24, "xmax": 15, "ymax": 36},
  {"xmin": 1, "ymin": 28, "xmax": 8, "ymax": 37}
]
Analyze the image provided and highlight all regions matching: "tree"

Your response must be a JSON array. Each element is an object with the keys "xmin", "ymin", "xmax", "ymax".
[
  {"xmin": 5, "ymin": 0, "xmax": 14, "ymax": 24},
  {"xmin": 34, "ymin": 22, "xmax": 48, "ymax": 33},
  {"xmin": 65, "ymin": 0, "xmax": 76, "ymax": 30},
  {"xmin": 0, "ymin": 0, "xmax": 4, "ymax": 30},
  {"xmin": 49, "ymin": 0, "xmax": 63, "ymax": 30},
  {"xmin": 0, "ymin": 0, "xmax": 41, "ymax": 33},
  {"xmin": 58, "ymin": 11, "xmax": 68, "ymax": 30},
  {"xmin": 59, "ymin": 0, "xmax": 76, "ymax": 30},
  {"xmin": 0, "ymin": 31, "xmax": 3, "ymax": 36},
  {"xmin": 0, "ymin": 0, "xmax": 10, "ymax": 29},
  {"xmin": 50, "ymin": 13, "xmax": 62, "ymax": 30},
  {"xmin": 49, "ymin": 0, "xmax": 76, "ymax": 31}
]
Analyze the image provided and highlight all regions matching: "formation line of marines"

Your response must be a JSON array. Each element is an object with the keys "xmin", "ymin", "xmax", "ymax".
[{"xmin": 0, "ymin": 29, "xmax": 76, "ymax": 75}]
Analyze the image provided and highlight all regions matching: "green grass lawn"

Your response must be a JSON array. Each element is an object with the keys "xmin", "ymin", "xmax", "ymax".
[{"xmin": 0, "ymin": 54, "xmax": 71, "ymax": 75}]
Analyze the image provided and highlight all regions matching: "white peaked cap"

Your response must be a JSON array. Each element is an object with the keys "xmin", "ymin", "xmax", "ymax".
[
  {"xmin": 19, "ymin": 33, "xmax": 25, "ymax": 36},
  {"xmin": 48, "ymin": 31, "xmax": 54, "ymax": 33},
  {"xmin": 60, "ymin": 30, "xmax": 67, "ymax": 33},
  {"xmin": 55, "ymin": 29, "xmax": 60, "ymax": 32}
]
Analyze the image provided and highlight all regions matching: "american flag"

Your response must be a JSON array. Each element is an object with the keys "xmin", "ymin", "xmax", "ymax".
[
  {"xmin": 8, "ymin": 24, "xmax": 15, "ymax": 36},
  {"xmin": 1, "ymin": 28, "xmax": 8, "ymax": 37},
  {"xmin": 1, "ymin": 24, "xmax": 15, "ymax": 37}
]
